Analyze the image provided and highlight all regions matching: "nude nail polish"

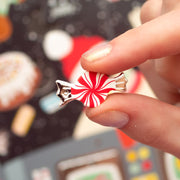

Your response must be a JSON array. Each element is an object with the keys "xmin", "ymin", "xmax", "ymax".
[
  {"xmin": 82, "ymin": 42, "xmax": 112, "ymax": 62},
  {"xmin": 91, "ymin": 111, "xmax": 129, "ymax": 128}
]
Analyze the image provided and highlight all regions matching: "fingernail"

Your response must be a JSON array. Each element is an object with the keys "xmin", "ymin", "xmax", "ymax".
[
  {"xmin": 82, "ymin": 42, "xmax": 112, "ymax": 62},
  {"xmin": 90, "ymin": 111, "xmax": 129, "ymax": 128}
]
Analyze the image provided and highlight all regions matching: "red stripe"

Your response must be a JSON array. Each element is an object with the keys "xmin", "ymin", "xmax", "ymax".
[
  {"xmin": 97, "ymin": 73, "xmax": 108, "ymax": 89},
  {"xmin": 78, "ymin": 75, "xmax": 90, "ymax": 89},
  {"xmin": 97, "ymin": 88, "xmax": 115, "ymax": 93},
  {"xmin": 89, "ymin": 93, "xmax": 95, "ymax": 107},
  {"xmin": 89, "ymin": 72, "xmax": 97, "ymax": 89},
  {"xmin": 71, "ymin": 87, "xmax": 87, "ymax": 95}
]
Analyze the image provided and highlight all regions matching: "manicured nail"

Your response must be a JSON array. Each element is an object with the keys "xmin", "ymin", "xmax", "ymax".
[
  {"xmin": 82, "ymin": 42, "xmax": 112, "ymax": 61},
  {"xmin": 90, "ymin": 111, "xmax": 129, "ymax": 128}
]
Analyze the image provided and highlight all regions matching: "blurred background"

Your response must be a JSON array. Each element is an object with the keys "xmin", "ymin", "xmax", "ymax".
[{"xmin": 0, "ymin": 0, "xmax": 179, "ymax": 180}]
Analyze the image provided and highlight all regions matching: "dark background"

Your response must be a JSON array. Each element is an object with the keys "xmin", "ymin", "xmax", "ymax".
[{"xmin": 0, "ymin": 0, "xmax": 145, "ymax": 163}]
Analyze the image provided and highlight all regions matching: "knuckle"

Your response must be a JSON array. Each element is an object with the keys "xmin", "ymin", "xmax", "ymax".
[
  {"xmin": 141, "ymin": 130, "xmax": 161, "ymax": 145},
  {"xmin": 140, "ymin": 124, "xmax": 165, "ymax": 146}
]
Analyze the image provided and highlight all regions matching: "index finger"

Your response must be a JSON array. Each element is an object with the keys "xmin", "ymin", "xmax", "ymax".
[{"xmin": 81, "ymin": 9, "xmax": 180, "ymax": 75}]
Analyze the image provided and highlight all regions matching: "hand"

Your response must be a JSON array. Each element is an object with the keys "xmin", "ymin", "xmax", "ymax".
[{"xmin": 80, "ymin": 0, "xmax": 180, "ymax": 158}]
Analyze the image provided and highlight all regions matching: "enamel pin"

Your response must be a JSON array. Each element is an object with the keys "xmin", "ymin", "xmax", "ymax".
[{"xmin": 56, "ymin": 71, "xmax": 127, "ymax": 108}]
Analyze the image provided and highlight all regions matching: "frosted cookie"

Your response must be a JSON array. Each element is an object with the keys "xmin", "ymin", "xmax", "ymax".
[{"xmin": 0, "ymin": 51, "xmax": 41, "ymax": 111}]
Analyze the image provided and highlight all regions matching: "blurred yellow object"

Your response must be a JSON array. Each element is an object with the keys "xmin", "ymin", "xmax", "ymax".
[
  {"xmin": 175, "ymin": 158, "xmax": 180, "ymax": 170},
  {"xmin": 138, "ymin": 147, "xmax": 150, "ymax": 160},
  {"xmin": 132, "ymin": 173, "xmax": 159, "ymax": 180},
  {"xmin": 126, "ymin": 150, "xmax": 137, "ymax": 163},
  {"xmin": 11, "ymin": 104, "xmax": 36, "ymax": 137}
]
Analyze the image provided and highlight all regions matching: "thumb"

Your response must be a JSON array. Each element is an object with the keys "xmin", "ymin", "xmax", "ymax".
[
  {"xmin": 85, "ymin": 93, "xmax": 180, "ymax": 158},
  {"xmin": 81, "ymin": 9, "xmax": 180, "ymax": 75}
]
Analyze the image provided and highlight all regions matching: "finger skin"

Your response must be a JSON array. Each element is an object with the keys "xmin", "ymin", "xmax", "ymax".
[
  {"xmin": 85, "ymin": 93, "xmax": 180, "ymax": 158},
  {"xmin": 162, "ymin": 0, "xmax": 180, "ymax": 12},
  {"xmin": 81, "ymin": 9, "xmax": 180, "ymax": 75},
  {"xmin": 139, "ymin": 60, "xmax": 180, "ymax": 104},
  {"xmin": 140, "ymin": 0, "xmax": 162, "ymax": 23},
  {"xmin": 81, "ymin": 1, "xmax": 180, "ymax": 158},
  {"xmin": 155, "ymin": 55, "xmax": 180, "ymax": 88}
]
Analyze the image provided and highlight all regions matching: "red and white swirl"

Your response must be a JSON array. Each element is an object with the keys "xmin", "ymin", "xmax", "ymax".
[{"xmin": 71, "ymin": 71, "xmax": 116, "ymax": 107}]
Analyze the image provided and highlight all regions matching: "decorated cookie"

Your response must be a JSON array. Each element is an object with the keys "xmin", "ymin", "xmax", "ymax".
[{"xmin": 0, "ymin": 51, "xmax": 41, "ymax": 111}]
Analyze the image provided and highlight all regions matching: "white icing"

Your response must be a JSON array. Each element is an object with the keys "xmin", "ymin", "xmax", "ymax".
[{"xmin": 0, "ymin": 51, "xmax": 37, "ymax": 107}]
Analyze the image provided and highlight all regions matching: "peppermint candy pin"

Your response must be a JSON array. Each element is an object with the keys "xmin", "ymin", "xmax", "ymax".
[{"xmin": 56, "ymin": 71, "xmax": 127, "ymax": 108}]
